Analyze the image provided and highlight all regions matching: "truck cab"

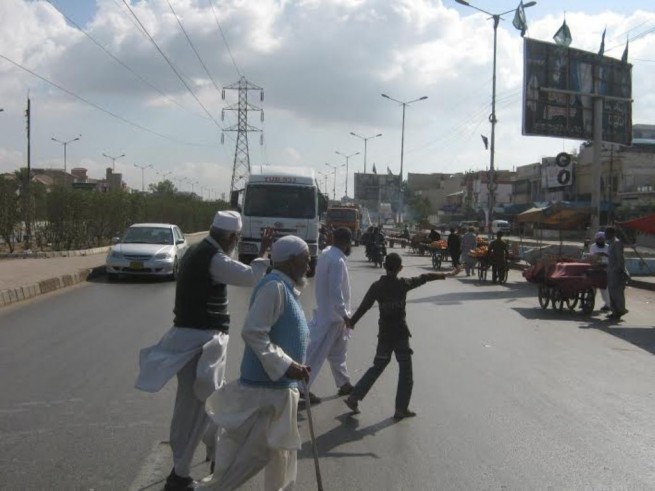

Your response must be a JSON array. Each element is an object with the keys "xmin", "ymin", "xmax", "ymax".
[
  {"xmin": 325, "ymin": 205, "xmax": 362, "ymax": 245},
  {"xmin": 233, "ymin": 168, "xmax": 327, "ymax": 275}
]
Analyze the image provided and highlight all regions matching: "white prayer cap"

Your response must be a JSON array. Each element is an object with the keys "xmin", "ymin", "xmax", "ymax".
[
  {"xmin": 212, "ymin": 210, "xmax": 242, "ymax": 232},
  {"xmin": 271, "ymin": 235, "xmax": 309, "ymax": 263},
  {"xmin": 595, "ymin": 231, "xmax": 605, "ymax": 240}
]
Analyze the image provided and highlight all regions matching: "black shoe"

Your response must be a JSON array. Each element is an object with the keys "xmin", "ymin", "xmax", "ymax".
[
  {"xmin": 338, "ymin": 382, "xmax": 354, "ymax": 396},
  {"xmin": 393, "ymin": 409, "xmax": 417, "ymax": 420},
  {"xmin": 606, "ymin": 313, "xmax": 623, "ymax": 320},
  {"xmin": 344, "ymin": 396, "xmax": 360, "ymax": 414},
  {"xmin": 300, "ymin": 391, "xmax": 322, "ymax": 405},
  {"xmin": 600, "ymin": 306, "xmax": 611, "ymax": 312},
  {"xmin": 165, "ymin": 468, "xmax": 196, "ymax": 491}
]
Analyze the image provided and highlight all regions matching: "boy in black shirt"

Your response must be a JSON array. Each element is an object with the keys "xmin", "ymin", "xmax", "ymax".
[{"xmin": 344, "ymin": 253, "xmax": 460, "ymax": 420}]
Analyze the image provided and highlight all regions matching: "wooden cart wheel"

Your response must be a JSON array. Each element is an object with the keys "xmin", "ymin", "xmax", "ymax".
[
  {"xmin": 581, "ymin": 288, "xmax": 595, "ymax": 314},
  {"xmin": 550, "ymin": 288, "xmax": 564, "ymax": 311},
  {"xmin": 478, "ymin": 263, "xmax": 487, "ymax": 281},
  {"xmin": 538, "ymin": 285, "xmax": 550, "ymax": 309},
  {"xmin": 432, "ymin": 252, "xmax": 442, "ymax": 270},
  {"xmin": 498, "ymin": 263, "xmax": 509, "ymax": 284},
  {"xmin": 565, "ymin": 295, "xmax": 579, "ymax": 310}
]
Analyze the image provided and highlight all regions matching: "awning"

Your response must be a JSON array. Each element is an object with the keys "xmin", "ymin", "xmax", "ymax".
[
  {"xmin": 619, "ymin": 213, "xmax": 655, "ymax": 235},
  {"xmin": 516, "ymin": 202, "xmax": 590, "ymax": 228}
]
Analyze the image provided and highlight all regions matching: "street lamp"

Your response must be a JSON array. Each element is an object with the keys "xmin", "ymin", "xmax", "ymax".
[
  {"xmin": 325, "ymin": 162, "xmax": 345, "ymax": 201},
  {"xmin": 134, "ymin": 164, "xmax": 153, "ymax": 192},
  {"xmin": 317, "ymin": 170, "xmax": 330, "ymax": 196},
  {"xmin": 381, "ymin": 93, "xmax": 428, "ymax": 222},
  {"xmin": 51, "ymin": 135, "xmax": 81, "ymax": 173},
  {"xmin": 102, "ymin": 152, "xmax": 126, "ymax": 172},
  {"xmin": 455, "ymin": 0, "xmax": 536, "ymax": 232},
  {"xmin": 350, "ymin": 132, "xmax": 382, "ymax": 174},
  {"xmin": 335, "ymin": 150, "xmax": 360, "ymax": 199}
]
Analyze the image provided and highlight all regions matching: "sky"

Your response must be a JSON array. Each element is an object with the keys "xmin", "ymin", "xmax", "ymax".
[{"xmin": 0, "ymin": 0, "xmax": 653, "ymax": 201}]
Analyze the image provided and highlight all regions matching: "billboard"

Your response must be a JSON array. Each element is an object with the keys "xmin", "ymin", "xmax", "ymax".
[
  {"xmin": 354, "ymin": 173, "xmax": 401, "ymax": 202},
  {"xmin": 523, "ymin": 38, "xmax": 632, "ymax": 145}
]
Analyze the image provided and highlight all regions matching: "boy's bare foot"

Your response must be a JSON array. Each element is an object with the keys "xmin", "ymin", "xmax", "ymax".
[{"xmin": 393, "ymin": 409, "xmax": 417, "ymax": 420}]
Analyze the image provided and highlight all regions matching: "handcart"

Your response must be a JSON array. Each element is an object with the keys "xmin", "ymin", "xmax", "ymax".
[
  {"xmin": 471, "ymin": 251, "xmax": 512, "ymax": 284},
  {"xmin": 429, "ymin": 246, "xmax": 450, "ymax": 270},
  {"xmin": 523, "ymin": 261, "xmax": 607, "ymax": 314}
]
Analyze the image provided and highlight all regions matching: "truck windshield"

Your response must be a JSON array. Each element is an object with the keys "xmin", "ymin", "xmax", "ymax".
[
  {"xmin": 244, "ymin": 184, "xmax": 316, "ymax": 219},
  {"xmin": 327, "ymin": 209, "xmax": 357, "ymax": 221}
]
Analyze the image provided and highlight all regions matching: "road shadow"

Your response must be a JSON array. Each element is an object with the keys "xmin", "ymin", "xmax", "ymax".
[
  {"xmin": 409, "ymin": 283, "xmax": 533, "ymax": 305},
  {"xmin": 579, "ymin": 320, "xmax": 655, "ymax": 356},
  {"xmin": 512, "ymin": 306, "xmax": 596, "ymax": 322},
  {"xmin": 298, "ymin": 413, "xmax": 396, "ymax": 460},
  {"xmin": 86, "ymin": 267, "xmax": 173, "ymax": 285}
]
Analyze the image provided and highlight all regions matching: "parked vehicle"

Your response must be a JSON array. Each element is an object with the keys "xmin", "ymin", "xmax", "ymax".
[
  {"xmin": 232, "ymin": 167, "xmax": 327, "ymax": 275},
  {"xmin": 491, "ymin": 219, "xmax": 511, "ymax": 234},
  {"xmin": 105, "ymin": 223, "xmax": 188, "ymax": 281}
]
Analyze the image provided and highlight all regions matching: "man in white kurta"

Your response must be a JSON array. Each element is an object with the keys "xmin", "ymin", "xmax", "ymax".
[
  {"xmin": 135, "ymin": 211, "xmax": 271, "ymax": 491},
  {"xmin": 198, "ymin": 235, "xmax": 311, "ymax": 491},
  {"xmin": 304, "ymin": 227, "xmax": 353, "ymax": 401},
  {"xmin": 589, "ymin": 231, "xmax": 611, "ymax": 311}
]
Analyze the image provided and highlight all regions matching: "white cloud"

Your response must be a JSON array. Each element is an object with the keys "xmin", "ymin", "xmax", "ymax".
[{"xmin": 0, "ymin": 0, "xmax": 652, "ymax": 200}]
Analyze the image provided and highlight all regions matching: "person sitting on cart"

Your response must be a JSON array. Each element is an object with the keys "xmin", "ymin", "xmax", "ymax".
[
  {"xmin": 401, "ymin": 225, "xmax": 411, "ymax": 240},
  {"xmin": 428, "ymin": 228, "xmax": 441, "ymax": 242},
  {"xmin": 488, "ymin": 231, "xmax": 509, "ymax": 283}
]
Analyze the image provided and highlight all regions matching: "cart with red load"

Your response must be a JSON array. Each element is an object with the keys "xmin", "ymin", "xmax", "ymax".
[{"xmin": 523, "ymin": 261, "xmax": 607, "ymax": 314}]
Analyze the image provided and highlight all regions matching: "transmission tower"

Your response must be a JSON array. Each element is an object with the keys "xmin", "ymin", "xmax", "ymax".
[{"xmin": 222, "ymin": 76, "xmax": 264, "ymax": 192}]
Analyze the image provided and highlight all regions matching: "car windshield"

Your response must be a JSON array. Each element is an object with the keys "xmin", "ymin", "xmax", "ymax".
[
  {"xmin": 327, "ymin": 209, "xmax": 357, "ymax": 221},
  {"xmin": 122, "ymin": 227, "xmax": 173, "ymax": 245},
  {"xmin": 243, "ymin": 184, "xmax": 316, "ymax": 219}
]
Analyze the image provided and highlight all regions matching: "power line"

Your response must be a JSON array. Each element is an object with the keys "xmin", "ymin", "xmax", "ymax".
[
  {"xmin": 208, "ymin": 0, "xmax": 242, "ymax": 77},
  {"xmin": 44, "ymin": 0, "xmax": 208, "ymax": 121},
  {"xmin": 166, "ymin": 0, "xmax": 224, "ymax": 95},
  {"xmin": 0, "ymin": 53, "xmax": 216, "ymax": 148},
  {"xmin": 120, "ymin": 0, "xmax": 224, "ymax": 131}
]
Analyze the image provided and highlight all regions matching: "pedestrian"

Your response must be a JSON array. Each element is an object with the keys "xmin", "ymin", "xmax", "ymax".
[
  {"xmin": 589, "ymin": 231, "xmax": 611, "ymax": 312},
  {"xmin": 198, "ymin": 235, "xmax": 312, "ymax": 491},
  {"xmin": 344, "ymin": 253, "xmax": 460, "ymax": 419},
  {"xmin": 134, "ymin": 211, "xmax": 273, "ymax": 491},
  {"xmin": 461, "ymin": 227, "xmax": 478, "ymax": 276},
  {"xmin": 447, "ymin": 227, "xmax": 461, "ymax": 268},
  {"xmin": 604, "ymin": 226, "xmax": 629, "ymax": 320},
  {"xmin": 488, "ymin": 231, "xmax": 509, "ymax": 283},
  {"xmin": 303, "ymin": 227, "xmax": 353, "ymax": 404},
  {"xmin": 428, "ymin": 228, "xmax": 441, "ymax": 242}
]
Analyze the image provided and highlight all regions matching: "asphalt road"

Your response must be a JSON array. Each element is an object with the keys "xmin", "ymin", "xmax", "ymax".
[{"xmin": 1, "ymin": 247, "xmax": 655, "ymax": 490}]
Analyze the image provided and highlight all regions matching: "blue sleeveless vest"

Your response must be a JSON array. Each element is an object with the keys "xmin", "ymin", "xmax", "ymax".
[{"xmin": 240, "ymin": 272, "xmax": 309, "ymax": 389}]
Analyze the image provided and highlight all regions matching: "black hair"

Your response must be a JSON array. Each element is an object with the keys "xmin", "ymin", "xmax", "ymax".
[
  {"xmin": 333, "ymin": 227, "xmax": 352, "ymax": 244},
  {"xmin": 384, "ymin": 252, "xmax": 402, "ymax": 272}
]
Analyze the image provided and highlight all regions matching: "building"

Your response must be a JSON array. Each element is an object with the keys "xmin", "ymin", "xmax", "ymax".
[{"xmin": 406, "ymin": 172, "xmax": 464, "ymax": 214}]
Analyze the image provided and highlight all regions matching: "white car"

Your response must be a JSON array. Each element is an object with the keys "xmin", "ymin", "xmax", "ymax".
[{"xmin": 105, "ymin": 223, "xmax": 188, "ymax": 281}]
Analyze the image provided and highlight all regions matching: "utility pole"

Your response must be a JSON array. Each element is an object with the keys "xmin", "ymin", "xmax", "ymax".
[
  {"xmin": 325, "ymin": 163, "xmax": 345, "ymax": 201},
  {"xmin": 350, "ymin": 132, "xmax": 382, "ymax": 174},
  {"xmin": 222, "ymin": 76, "xmax": 264, "ymax": 192},
  {"xmin": 134, "ymin": 164, "xmax": 153, "ymax": 192},
  {"xmin": 102, "ymin": 152, "xmax": 125, "ymax": 171},
  {"xmin": 24, "ymin": 98, "xmax": 31, "ymax": 248},
  {"xmin": 335, "ymin": 150, "xmax": 360, "ymax": 199},
  {"xmin": 51, "ymin": 135, "xmax": 81, "ymax": 174}
]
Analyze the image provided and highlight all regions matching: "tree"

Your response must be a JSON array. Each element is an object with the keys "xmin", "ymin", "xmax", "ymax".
[
  {"xmin": 148, "ymin": 179, "xmax": 177, "ymax": 195},
  {"xmin": 0, "ymin": 176, "xmax": 21, "ymax": 252}
]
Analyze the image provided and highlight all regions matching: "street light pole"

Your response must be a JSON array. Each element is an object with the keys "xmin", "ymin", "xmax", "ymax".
[
  {"xmin": 381, "ymin": 94, "xmax": 428, "ymax": 223},
  {"xmin": 134, "ymin": 164, "xmax": 153, "ymax": 192},
  {"xmin": 455, "ymin": 0, "xmax": 536, "ymax": 232},
  {"xmin": 325, "ymin": 162, "xmax": 345, "ymax": 201},
  {"xmin": 102, "ymin": 152, "xmax": 126, "ymax": 172},
  {"xmin": 350, "ymin": 132, "xmax": 382, "ymax": 174},
  {"xmin": 335, "ymin": 150, "xmax": 360, "ymax": 199},
  {"xmin": 51, "ymin": 135, "xmax": 81, "ymax": 173}
]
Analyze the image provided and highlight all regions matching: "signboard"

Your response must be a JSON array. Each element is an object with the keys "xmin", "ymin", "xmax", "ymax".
[
  {"xmin": 522, "ymin": 38, "xmax": 632, "ymax": 145},
  {"xmin": 542, "ymin": 153, "xmax": 574, "ymax": 189},
  {"xmin": 354, "ymin": 173, "xmax": 401, "ymax": 202}
]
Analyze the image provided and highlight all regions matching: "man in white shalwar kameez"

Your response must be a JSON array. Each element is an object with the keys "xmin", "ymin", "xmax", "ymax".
[
  {"xmin": 135, "ymin": 211, "xmax": 272, "ymax": 491},
  {"xmin": 303, "ymin": 227, "xmax": 353, "ymax": 403},
  {"xmin": 198, "ymin": 235, "xmax": 312, "ymax": 491}
]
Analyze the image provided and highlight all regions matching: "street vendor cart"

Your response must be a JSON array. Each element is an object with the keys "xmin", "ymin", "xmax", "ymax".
[{"xmin": 523, "ymin": 261, "xmax": 607, "ymax": 314}]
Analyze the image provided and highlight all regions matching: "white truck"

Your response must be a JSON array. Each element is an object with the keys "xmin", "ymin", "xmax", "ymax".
[{"xmin": 231, "ymin": 167, "xmax": 327, "ymax": 274}]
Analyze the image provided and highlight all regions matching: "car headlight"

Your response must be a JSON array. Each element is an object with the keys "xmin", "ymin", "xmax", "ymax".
[
  {"xmin": 154, "ymin": 252, "xmax": 173, "ymax": 259},
  {"xmin": 110, "ymin": 251, "xmax": 123, "ymax": 259}
]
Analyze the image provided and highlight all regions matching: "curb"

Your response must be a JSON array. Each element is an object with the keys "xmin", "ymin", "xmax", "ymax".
[{"xmin": 0, "ymin": 265, "xmax": 106, "ymax": 309}]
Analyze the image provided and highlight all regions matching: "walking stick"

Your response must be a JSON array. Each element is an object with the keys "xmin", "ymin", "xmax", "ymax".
[{"xmin": 301, "ymin": 380, "xmax": 324, "ymax": 491}]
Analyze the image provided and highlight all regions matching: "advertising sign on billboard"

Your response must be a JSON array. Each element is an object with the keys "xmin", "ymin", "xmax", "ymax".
[
  {"xmin": 522, "ymin": 38, "xmax": 632, "ymax": 145},
  {"xmin": 354, "ymin": 173, "xmax": 401, "ymax": 202}
]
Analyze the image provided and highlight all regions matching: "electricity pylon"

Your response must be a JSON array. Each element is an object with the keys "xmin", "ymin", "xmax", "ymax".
[{"xmin": 222, "ymin": 76, "xmax": 264, "ymax": 192}]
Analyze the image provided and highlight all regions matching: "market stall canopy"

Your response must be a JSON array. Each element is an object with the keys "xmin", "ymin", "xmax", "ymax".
[
  {"xmin": 619, "ymin": 213, "xmax": 655, "ymax": 235},
  {"xmin": 516, "ymin": 202, "xmax": 590, "ymax": 228}
]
